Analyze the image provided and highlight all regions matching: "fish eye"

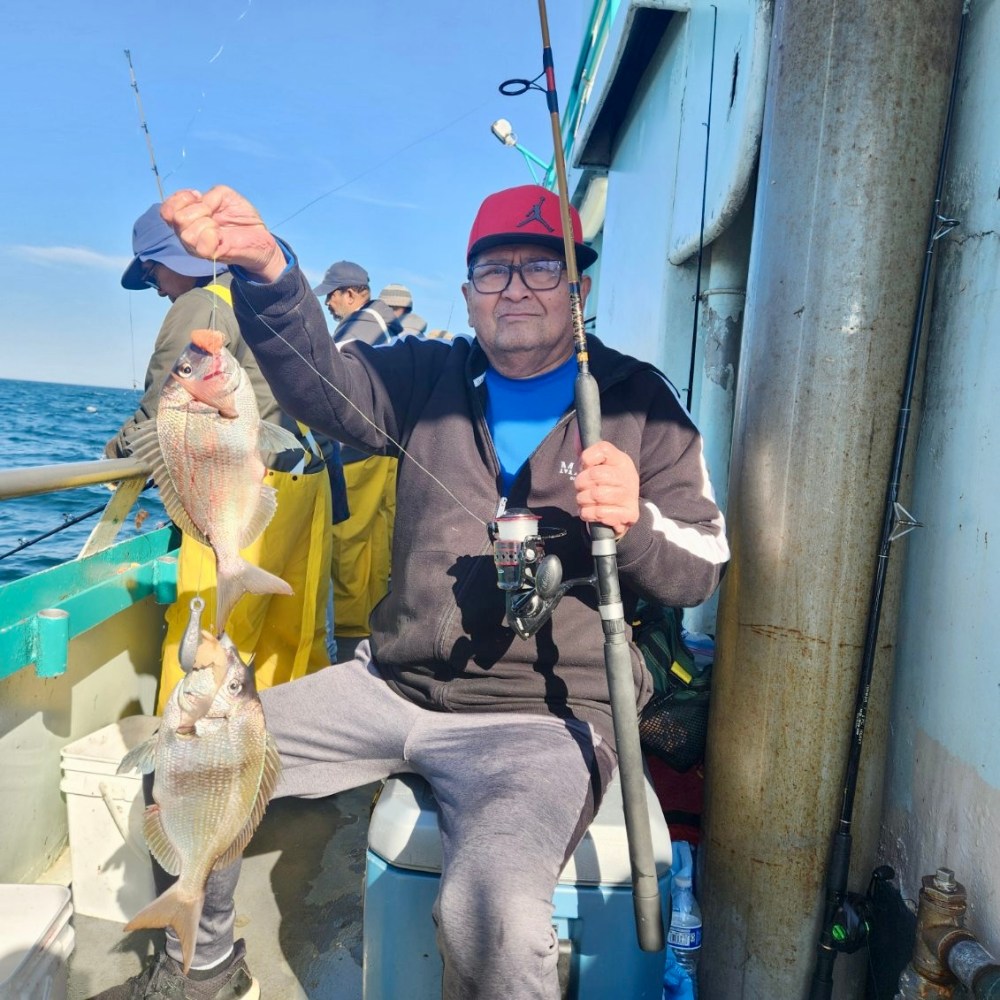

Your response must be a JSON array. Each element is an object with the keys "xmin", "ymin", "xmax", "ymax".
[
  {"xmin": 227, "ymin": 680, "xmax": 243, "ymax": 695},
  {"xmin": 178, "ymin": 363, "xmax": 193, "ymax": 378}
]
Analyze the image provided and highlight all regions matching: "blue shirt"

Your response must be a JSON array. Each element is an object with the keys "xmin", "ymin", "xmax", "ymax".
[{"xmin": 484, "ymin": 355, "xmax": 577, "ymax": 495}]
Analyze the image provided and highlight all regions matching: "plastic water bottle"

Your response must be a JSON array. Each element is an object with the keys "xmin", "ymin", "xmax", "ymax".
[{"xmin": 667, "ymin": 874, "xmax": 702, "ymax": 997}]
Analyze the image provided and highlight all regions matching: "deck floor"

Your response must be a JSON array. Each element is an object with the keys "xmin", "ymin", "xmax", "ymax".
[{"xmin": 66, "ymin": 784, "xmax": 377, "ymax": 1000}]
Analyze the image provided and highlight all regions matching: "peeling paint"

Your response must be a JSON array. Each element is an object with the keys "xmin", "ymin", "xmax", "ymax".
[{"xmin": 880, "ymin": 730, "xmax": 1000, "ymax": 958}]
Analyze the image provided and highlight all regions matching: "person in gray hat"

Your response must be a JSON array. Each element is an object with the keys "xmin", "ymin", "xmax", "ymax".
[
  {"xmin": 313, "ymin": 261, "xmax": 403, "ymax": 346},
  {"xmin": 378, "ymin": 282, "xmax": 414, "ymax": 321},
  {"xmin": 312, "ymin": 260, "xmax": 402, "ymax": 660}
]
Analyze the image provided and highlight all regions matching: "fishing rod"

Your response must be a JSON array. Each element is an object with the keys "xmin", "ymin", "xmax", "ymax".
[
  {"xmin": 0, "ymin": 479, "xmax": 155, "ymax": 563},
  {"xmin": 495, "ymin": 0, "xmax": 665, "ymax": 953},
  {"xmin": 808, "ymin": 7, "xmax": 968, "ymax": 997},
  {"xmin": 685, "ymin": 5, "xmax": 718, "ymax": 414},
  {"xmin": 124, "ymin": 49, "xmax": 165, "ymax": 202},
  {"xmin": 0, "ymin": 505, "xmax": 108, "ymax": 562}
]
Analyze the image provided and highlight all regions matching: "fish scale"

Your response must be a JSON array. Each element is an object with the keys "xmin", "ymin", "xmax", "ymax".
[
  {"xmin": 118, "ymin": 633, "xmax": 280, "ymax": 972},
  {"xmin": 125, "ymin": 333, "xmax": 302, "ymax": 633}
]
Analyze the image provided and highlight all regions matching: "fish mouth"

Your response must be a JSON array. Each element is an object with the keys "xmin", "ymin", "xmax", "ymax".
[
  {"xmin": 178, "ymin": 688, "xmax": 211, "ymax": 714},
  {"xmin": 170, "ymin": 368, "xmax": 238, "ymax": 417}
]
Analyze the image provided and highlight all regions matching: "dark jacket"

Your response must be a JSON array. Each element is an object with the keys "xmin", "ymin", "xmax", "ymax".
[
  {"xmin": 334, "ymin": 297, "xmax": 404, "ymax": 347},
  {"xmin": 235, "ymin": 259, "xmax": 729, "ymax": 749},
  {"xmin": 333, "ymin": 297, "xmax": 404, "ymax": 463}
]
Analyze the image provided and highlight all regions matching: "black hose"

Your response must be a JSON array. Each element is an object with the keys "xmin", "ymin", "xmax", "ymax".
[{"xmin": 686, "ymin": 4, "xmax": 718, "ymax": 413}]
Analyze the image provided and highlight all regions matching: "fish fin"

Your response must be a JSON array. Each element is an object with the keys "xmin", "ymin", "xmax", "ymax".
[
  {"xmin": 126, "ymin": 421, "xmax": 210, "ymax": 545},
  {"xmin": 239, "ymin": 484, "xmax": 279, "ymax": 549},
  {"xmin": 257, "ymin": 419, "xmax": 302, "ymax": 457},
  {"xmin": 212, "ymin": 735, "xmax": 282, "ymax": 872},
  {"xmin": 216, "ymin": 559, "xmax": 293, "ymax": 634},
  {"xmin": 124, "ymin": 883, "xmax": 204, "ymax": 974},
  {"xmin": 142, "ymin": 804, "xmax": 182, "ymax": 876},
  {"xmin": 117, "ymin": 736, "xmax": 159, "ymax": 775}
]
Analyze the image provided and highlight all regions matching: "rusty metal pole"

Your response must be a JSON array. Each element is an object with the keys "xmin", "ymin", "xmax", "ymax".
[{"xmin": 698, "ymin": 0, "xmax": 964, "ymax": 996}]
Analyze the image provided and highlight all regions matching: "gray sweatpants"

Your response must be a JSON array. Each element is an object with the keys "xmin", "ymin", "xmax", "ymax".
[{"xmin": 169, "ymin": 642, "xmax": 614, "ymax": 999}]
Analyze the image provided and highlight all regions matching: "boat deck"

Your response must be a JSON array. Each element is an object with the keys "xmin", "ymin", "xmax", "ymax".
[{"xmin": 64, "ymin": 784, "xmax": 377, "ymax": 1000}]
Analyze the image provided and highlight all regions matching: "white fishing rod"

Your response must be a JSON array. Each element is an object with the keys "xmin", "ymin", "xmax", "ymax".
[{"xmin": 124, "ymin": 49, "xmax": 165, "ymax": 202}]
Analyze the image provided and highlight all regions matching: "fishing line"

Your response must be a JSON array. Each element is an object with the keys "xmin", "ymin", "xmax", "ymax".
[
  {"xmin": 210, "ymin": 257, "xmax": 219, "ymax": 331},
  {"xmin": 152, "ymin": 1, "xmax": 255, "ymax": 187},
  {"xmin": 274, "ymin": 99, "xmax": 494, "ymax": 228},
  {"xmin": 231, "ymin": 276, "xmax": 487, "ymax": 528}
]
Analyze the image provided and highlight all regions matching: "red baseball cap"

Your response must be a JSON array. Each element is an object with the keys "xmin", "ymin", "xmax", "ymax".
[{"xmin": 466, "ymin": 184, "xmax": 598, "ymax": 270}]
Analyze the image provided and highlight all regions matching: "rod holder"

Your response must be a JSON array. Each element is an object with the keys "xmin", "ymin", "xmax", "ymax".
[{"xmin": 34, "ymin": 608, "xmax": 70, "ymax": 678}]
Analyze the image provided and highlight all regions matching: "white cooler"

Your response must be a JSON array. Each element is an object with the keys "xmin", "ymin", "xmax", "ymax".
[
  {"xmin": 0, "ymin": 884, "xmax": 74, "ymax": 1000},
  {"xmin": 59, "ymin": 715, "xmax": 160, "ymax": 922}
]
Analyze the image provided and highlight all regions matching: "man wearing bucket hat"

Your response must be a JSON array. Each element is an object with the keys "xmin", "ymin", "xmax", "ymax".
[
  {"xmin": 90, "ymin": 183, "xmax": 727, "ymax": 1000},
  {"xmin": 107, "ymin": 202, "xmax": 339, "ymax": 719}
]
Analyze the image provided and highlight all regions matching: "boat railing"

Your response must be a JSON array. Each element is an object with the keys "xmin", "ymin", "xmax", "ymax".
[
  {"xmin": 0, "ymin": 457, "xmax": 150, "ymax": 559},
  {"xmin": 0, "ymin": 457, "xmax": 179, "ymax": 681}
]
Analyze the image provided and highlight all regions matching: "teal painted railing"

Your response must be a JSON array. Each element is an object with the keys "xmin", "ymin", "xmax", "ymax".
[
  {"xmin": 0, "ymin": 525, "xmax": 180, "ymax": 680},
  {"xmin": 542, "ymin": 0, "xmax": 620, "ymax": 190}
]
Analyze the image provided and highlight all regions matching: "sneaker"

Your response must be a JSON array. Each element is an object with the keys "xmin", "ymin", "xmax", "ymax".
[{"xmin": 85, "ymin": 938, "xmax": 259, "ymax": 1000}]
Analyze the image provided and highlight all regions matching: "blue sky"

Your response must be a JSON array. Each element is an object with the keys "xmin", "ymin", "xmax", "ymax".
[{"xmin": 0, "ymin": 0, "xmax": 586, "ymax": 389}]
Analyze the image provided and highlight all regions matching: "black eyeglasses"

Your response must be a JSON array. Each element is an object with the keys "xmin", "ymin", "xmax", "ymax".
[
  {"xmin": 141, "ymin": 263, "xmax": 160, "ymax": 291},
  {"xmin": 467, "ymin": 260, "xmax": 566, "ymax": 294}
]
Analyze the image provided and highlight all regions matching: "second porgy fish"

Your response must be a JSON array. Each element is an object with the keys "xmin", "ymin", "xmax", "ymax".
[
  {"xmin": 118, "ymin": 631, "xmax": 281, "ymax": 972},
  {"xmin": 128, "ymin": 327, "xmax": 300, "ymax": 634}
]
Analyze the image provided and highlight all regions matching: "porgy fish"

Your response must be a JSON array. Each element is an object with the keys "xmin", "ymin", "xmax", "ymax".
[
  {"xmin": 127, "ymin": 328, "xmax": 301, "ymax": 634},
  {"xmin": 118, "ymin": 631, "xmax": 280, "ymax": 972}
]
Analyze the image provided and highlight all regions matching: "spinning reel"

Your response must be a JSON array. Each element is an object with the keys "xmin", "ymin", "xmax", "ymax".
[{"xmin": 489, "ymin": 508, "xmax": 596, "ymax": 639}]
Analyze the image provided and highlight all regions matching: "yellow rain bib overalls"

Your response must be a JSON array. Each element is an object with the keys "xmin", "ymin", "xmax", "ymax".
[{"xmin": 155, "ymin": 283, "xmax": 333, "ymax": 713}]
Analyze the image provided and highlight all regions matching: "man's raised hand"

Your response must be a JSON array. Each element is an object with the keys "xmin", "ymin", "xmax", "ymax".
[{"xmin": 161, "ymin": 186, "xmax": 284, "ymax": 281}]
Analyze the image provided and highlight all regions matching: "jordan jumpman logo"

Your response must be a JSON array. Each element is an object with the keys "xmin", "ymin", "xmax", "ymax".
[{"xmin": 516, "ymin": 196, "xmax": 555, "ymax": 233}]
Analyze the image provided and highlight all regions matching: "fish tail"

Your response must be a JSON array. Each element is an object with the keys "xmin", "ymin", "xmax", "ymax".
[
  {"xmin": 124, "ymin": 883, "xmax": 205, "ymax": 973},
  {"xmin": 216, "ymin": 560, "xmax": 294, "ymax": 632}
]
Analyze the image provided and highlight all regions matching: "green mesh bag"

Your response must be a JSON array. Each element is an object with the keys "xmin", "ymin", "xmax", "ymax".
[{"xmin": 633, "ymin": 603, "xmax": 711, "ymax": 773}]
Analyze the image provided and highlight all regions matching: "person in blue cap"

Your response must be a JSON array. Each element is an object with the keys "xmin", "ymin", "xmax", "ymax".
[{"xmin": 107, "ymin": 201, "xmax": 346, "ymax": 707}]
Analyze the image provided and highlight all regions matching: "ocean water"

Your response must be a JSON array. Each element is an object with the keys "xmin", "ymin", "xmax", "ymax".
[{"xmin": 0, "ymin": 377, "xmax": 168, "ymax": 586}]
